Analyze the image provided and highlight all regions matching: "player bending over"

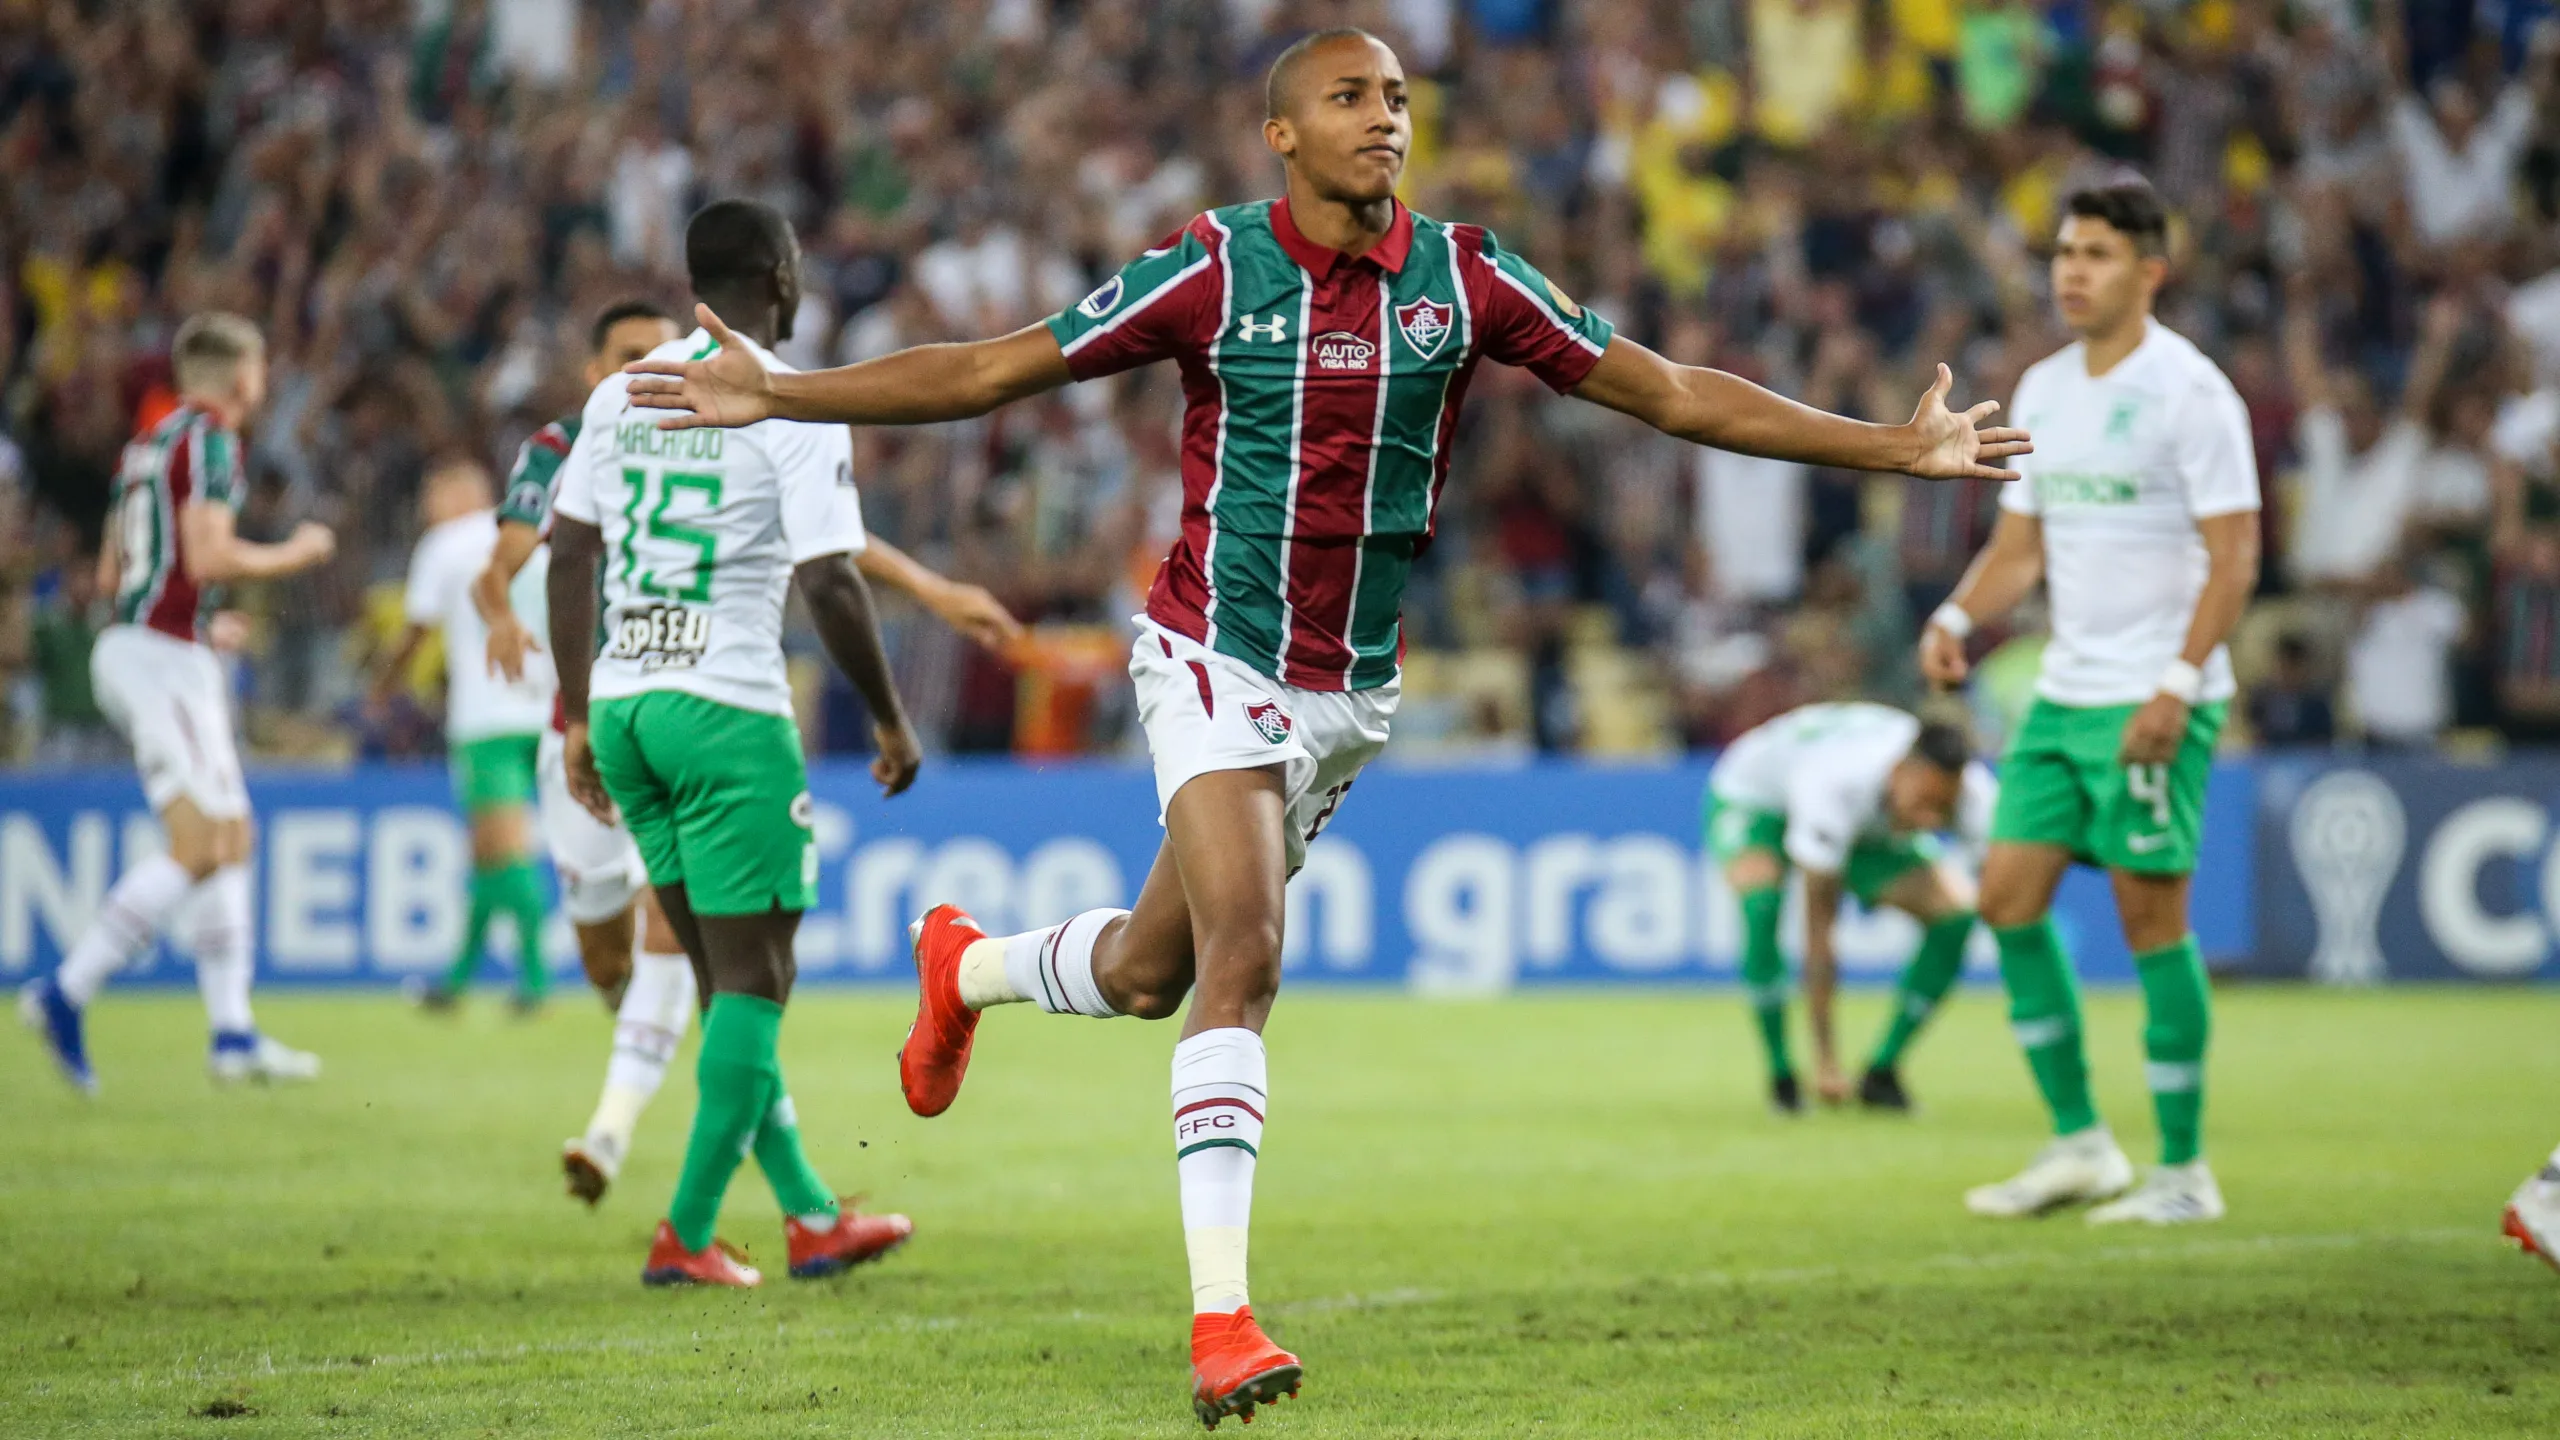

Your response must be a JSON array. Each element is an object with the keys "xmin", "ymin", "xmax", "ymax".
[
  {"xmin": 1921, "ymin": 181, "xmax": 2259, "ymax": 1226},
  {"xmin": 19, "ymin": 314, "xmax": 336, "ymax": 1090},
  {"xmin": 622, "ymin": 30, "xmax": 2027, "ymax": 1425},
  {"xmin": 1705, "ymin": 703, "xmax": 1993, "ymax": 1114},
  {"xmin": 548, "ymin": 199, "xmax": 922, "ymax": 1286},
  {"xmin": 472, "ymin": 298, "xmax": 1020, "ymax": 1205},
  {"xmin": 374, "ymin": 459, "xmax": 556, "ymax": 1010}
]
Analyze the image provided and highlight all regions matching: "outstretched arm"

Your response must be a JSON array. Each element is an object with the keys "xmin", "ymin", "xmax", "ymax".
[
  {"xmin": 1569, "ymin": 337, "xmax": 2031, "ymax": 481},
  {"xmin": 472, "ymin": 519, "xmax": 546, "ymax": 681},
  {"xmin": 623, "ymin": 305, "xmax": 1072, "ymax": 431},
  {"xmin": 854, "ymin": 536, "xmax": 1024, "ymax": 653}
]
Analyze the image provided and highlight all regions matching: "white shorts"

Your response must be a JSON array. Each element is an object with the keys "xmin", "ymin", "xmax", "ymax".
[
  {"xmin": 91, "ymin": 625, "xmax": 249, "ymax": 819},
  {"xmin": 1129, "ymin": 618, "xmax": 1396, "ymax": 872},
  {"xmin": 537, "ymin": 727, "xmax": 646, "ymax": 924}
]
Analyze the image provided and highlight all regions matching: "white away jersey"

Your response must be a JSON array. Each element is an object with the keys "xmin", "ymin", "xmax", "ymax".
[
  {"xmin": 2001, "ymin": 320, "xmax": 2260, "ymax": 707},
  {"xmin": 552, "ymin": 328, "xmax": 866, "ymax": 718},
  {"xmin": 1710, "ymin": 702, "xmax": 1995, "ymax": 873},
  {"xmin": 404, "ymin": 510, "xmax": 555, "ymax": 741}
]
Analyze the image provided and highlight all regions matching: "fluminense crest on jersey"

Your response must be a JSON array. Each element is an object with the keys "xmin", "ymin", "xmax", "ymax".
[
  {"xmin": 1394, "ymin": 297, "xmax": 1452, "ymax": 360},
  {"xmin": 1310, "ymin": 331, "xmax": 1374, "ymax": 371}
]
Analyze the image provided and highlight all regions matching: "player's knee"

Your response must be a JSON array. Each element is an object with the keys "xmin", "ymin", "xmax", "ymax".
[
  {"xmin": 1976, "ymin": 881, "xmax": 2040, "ymax": 931},
  {"xmin": 1118, "ymin": 983, "xmax": 1191, "ymax": 1022}
]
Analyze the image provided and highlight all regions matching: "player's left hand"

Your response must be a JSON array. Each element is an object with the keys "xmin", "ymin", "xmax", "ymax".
[
  {"xmin": 207, "ymin": 610, "xmax": 252, "ymax": 653},
  {"xmin": 930, "ymin": 580, "xmax": 1025, "ymax": 654},
  {"xmin": 563, "ymin": 722, "xmax": 618, "ymax": 824},
  {"xmin": 2119, "ymin": 693, "xmax": 2189, "ymax": 766},
  {"xmin": 872, "ymin": 720, "xmax": 922, "ymax": 798},
  {"xmin": 1905, "ymin": 364, "xmax": 2032, "ymax": 482},
  {"xmin": 1814, "ymin": 1058, "xmax": 1851, "ymax": 1106}
]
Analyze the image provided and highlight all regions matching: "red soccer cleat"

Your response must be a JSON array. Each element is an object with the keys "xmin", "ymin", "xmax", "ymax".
[
  {"xmin": 1190, "ymin": 1306, "xmax": 1302, "ymax": 1429},
  {"xmin": 785, "ymin": 1201, "xmax": 915, "ymax": 1278},
  {"xmin": 639, "ymin": 1221, "xmax": 761, "ymax": 1288},
  {"xmin": 898, "ymin": 905, "xmax": 985, "ymax": 1117}
]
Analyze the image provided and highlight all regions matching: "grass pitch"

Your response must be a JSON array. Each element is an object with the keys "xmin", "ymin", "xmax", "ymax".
[{"xmin": 3, "ymin": 984, "xmax": 2556, "ymax": 1438}]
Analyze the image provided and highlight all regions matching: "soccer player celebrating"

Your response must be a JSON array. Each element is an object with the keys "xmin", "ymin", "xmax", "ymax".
[
  {"xmin": 473, "ymin": 299, "xmax": 1021, "ymax": 1205},
  {"xmin": 622, "ymin": 30, "xmax": 2025, "ymax": 1422},
  {"xmin": 1920, "ymin": 182, "xmax": 2259, "ymax": 1225},
  {"xmin": 1704, "ymin": 703, "xmax": 1994, "ymax": 1115},
  {"xmin": 18, "ymin": 313, "xmax": 336, "ymax": 1090},
  {"xmin": 546, "ymin": 199, "xmax": 923, "ymax": 1287},
  {"xmin": 375, "ymin": 460, "xmax": 557, "ymax": 1010}
]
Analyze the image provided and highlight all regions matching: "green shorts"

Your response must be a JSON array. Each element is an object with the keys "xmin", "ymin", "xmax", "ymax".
[
  {"xmin": 587, "ymin": 691, "xmax": 817, "ymax": 916},
  {"xmin": 451, "ymin": 733, "xmax": 539, "ymax": 814},
  {"xmin": 1989, "ymin": 697, "xmax": 2226, "ymax": 875},
  {"xmin": 1703, "ymin": 794, "xmax": 1940, "ymax": 906}
]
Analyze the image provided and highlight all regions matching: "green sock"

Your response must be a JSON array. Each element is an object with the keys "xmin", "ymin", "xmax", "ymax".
[
  {"xmin": 441, "ymin": 864, "xmax": 502, "ymax": 992},
  {"xmin": 668, "ymin": 993, "xmax": 783, "ymax": 1252},
  {"xmin": 495, "ymin": 861, "xmax": 549, "ymax": 996},
  {"xmin": 1992, "ymin": 919, "xmax": 2098, "ymax": 1135},
  {"xmin": 1869, "ymin": 910, "xmax": 1974, "ymax": 1071},
  {"xmin": 751, "ymin": 1074, "xmax": 837, "ymax": 1221},
  {"xmin": 1737, "ymin": 887, "xmax": 1792, "ymax": 1081},
  {"xmin": 2133, "ymin": 934, "xmax": 2211, "ymax": 1166}
]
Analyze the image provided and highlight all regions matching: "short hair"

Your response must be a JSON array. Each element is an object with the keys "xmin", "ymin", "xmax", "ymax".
[
  {"xmin": 589, "ymin": 297, "xmax": 674, "ymax": 354},
  {"xmin": 2064, "ymin": 181, "xmax": 2170, "ymax": 258},
  {"xmin": 1909, "ymin": 719, "xmax": 1975, "ymax": 776},
  {"xmin": 171, "ymin": 312, "xmax": 263, "ymax": 393},
  {"xmin": 1265, "ymin": 27, "xmax": 1382, "ymax": 120},
  {"xmin": 685, "ymin": 199, "xmax": 796, "ymax": 290}
]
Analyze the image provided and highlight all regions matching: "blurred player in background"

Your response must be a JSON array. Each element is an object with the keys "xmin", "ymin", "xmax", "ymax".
[
  {"xmin": 18, "ymin": 313, "xmax": 336, "ymax": 1091},
  {"xmin": 2509, "ymin": 1148, "xmax": 2560, "ymax": 1274},
  {"xmin": 474, "ymin": 299, "xmax": 1019, "ymax": 1206},
  {"xmin": 1922, "ymin": 182, "xmax": 2260, "ymax": 1226},
  {"xmin": 623, "ymin": 30, "xmax": 2027, "ymax": 1424},
  {"xmin": 548, "ymin": 199, "xmax": 922, "ymax": 1287},
  {"xmin": 374, "ymin": 460, "xmax": 556, "ymax": 1011},
  {"xmin": 1704, "ymin": 703, "xmax": 1993, "ymax": 1114}
]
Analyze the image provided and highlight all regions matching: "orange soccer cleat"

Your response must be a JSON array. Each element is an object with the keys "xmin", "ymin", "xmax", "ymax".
[
  {"xmin": 784, "ymin": 1202, "xmax": 915, "ymax": 1278},
  {"xmin": 898, "ymin": 905, "xmax": 985, "ymax": 1117},
  {"xmin": 639, "ymin": 1221, "xmax": 761, "ymax": 1288},
  {"xmin": 1189, "ymin": 1306, "xmax": 1302, "ymax": 1429}
]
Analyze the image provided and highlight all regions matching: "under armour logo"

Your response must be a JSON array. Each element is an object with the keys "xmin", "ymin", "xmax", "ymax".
[{"xmin": 1236, "ymin": 313, "xmax": 1290, "ymax": 343}]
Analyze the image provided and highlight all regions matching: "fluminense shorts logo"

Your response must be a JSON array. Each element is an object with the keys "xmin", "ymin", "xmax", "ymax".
[
  {"xmin": 1311, "ymin": 331, "xmax": 1375, "ymax": 371},
  {"xmin": 1076, "ymin": 276, "xmax": 1124, "ymax": 318},
  {"xmin": 1245, "ymin": 699, "xmax": 1293, "ymax": 745},
  {"xmin": 1395, "ymin": 298, "xmax": 1452, "ymax": 360}
]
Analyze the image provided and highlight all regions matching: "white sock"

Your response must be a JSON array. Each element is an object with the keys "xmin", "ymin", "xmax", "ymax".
[
  {"xmin": 587, "ymin": 949, "xmax": 695, "ymax": 1144},
  {"xmin": 1173, "ymin": 1027, "xmax": 1265, "ymax": 1315},
  {"xmin": 187, "ymin": 866, "xmax": 256, "ymax": 1036},
  {"xmin": 56, "ymin": 854, "xmax": 195, "ymax": 1006},
  {"xmin": 982, "ymin": 908, "xmax": 1129, "ymax": 1017}
]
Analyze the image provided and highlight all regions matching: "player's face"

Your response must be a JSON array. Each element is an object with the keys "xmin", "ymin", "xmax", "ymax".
[
  {"xmin": 1885, "ymin": 761, "xmax": 1961, "ymax": 834},
  {"xmin": 1265, "ymin": 37, "xmax": 1410, "ymax": 204},
  {"xmin": 2050, "ymin": 216, "xmax": 2162, "ymax": 337},
  {"xmin": 231, "ymin": 352, "xmax": 269, "ymax": 419},
  {"xmin": 584, "ymin": 317, "xmax": 682, "ymax": 388}
]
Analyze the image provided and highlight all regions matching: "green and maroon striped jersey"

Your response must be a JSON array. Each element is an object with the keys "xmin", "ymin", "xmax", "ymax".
[
  {"xmin": 497, "ymin": 414, "xmax": 583, "ymax": 532},
  {"xmin": 1044, "ymin": 199, "xmax": 1614, "ymax": 691},
  {"xmin": 108, "ymin": 402, "xmax": 246, "ymax": 642}
]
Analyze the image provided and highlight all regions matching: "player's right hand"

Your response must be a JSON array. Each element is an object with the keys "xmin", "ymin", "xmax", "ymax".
[
  {"xmin": 872, "ymin": 721, "xmax": 922, "ymax": 798},
  {"xmin": 563, "ymin": 723, "xmax": 618, "ymax": 825},
  {"xmin": 485, "ymin": 615, "xmax": 539, "ymax": 681},
  {"xmin": 290, "ymin": 521, "xmax": 337, "ymax": 568},
  {"xmin": 1918, "ymin": 622, "xmax": 1970, "ymax": 689},
  {"xmin": 622, "ymin": 304, "xmax": 774, "ymax": 430}
]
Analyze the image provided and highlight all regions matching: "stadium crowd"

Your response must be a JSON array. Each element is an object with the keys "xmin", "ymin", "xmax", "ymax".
[{"xmin": 3, "ymin": 0, "xmax": 2560, "ymax": 765}]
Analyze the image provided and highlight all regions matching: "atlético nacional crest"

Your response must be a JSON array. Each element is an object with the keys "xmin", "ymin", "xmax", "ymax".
[
  {"xmin": 1245, "ymin": 699, "xmax": 1293, "ymax": 745},
  {"xmin": 1395, "ymin": 297, "xmax": 1454, "ymax": 361}
]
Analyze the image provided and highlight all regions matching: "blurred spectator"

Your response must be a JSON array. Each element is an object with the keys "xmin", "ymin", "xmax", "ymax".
[
  {"xmin": 2249, "ymin": 632, "xmax": 2338, "ymax": 747},
  {"xmin": 2346, "ymin": 558, "xmax": 2469, "ymax": 748}
]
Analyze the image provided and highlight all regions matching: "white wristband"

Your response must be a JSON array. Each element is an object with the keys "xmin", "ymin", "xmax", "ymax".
[
  {"xmin": 1929, "ymin": 602, "xmax": 1974, "ymax": 640},
  {"xmin": 2156, "ymin": 658, "xmax": 2203, "ymax": 704}
]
